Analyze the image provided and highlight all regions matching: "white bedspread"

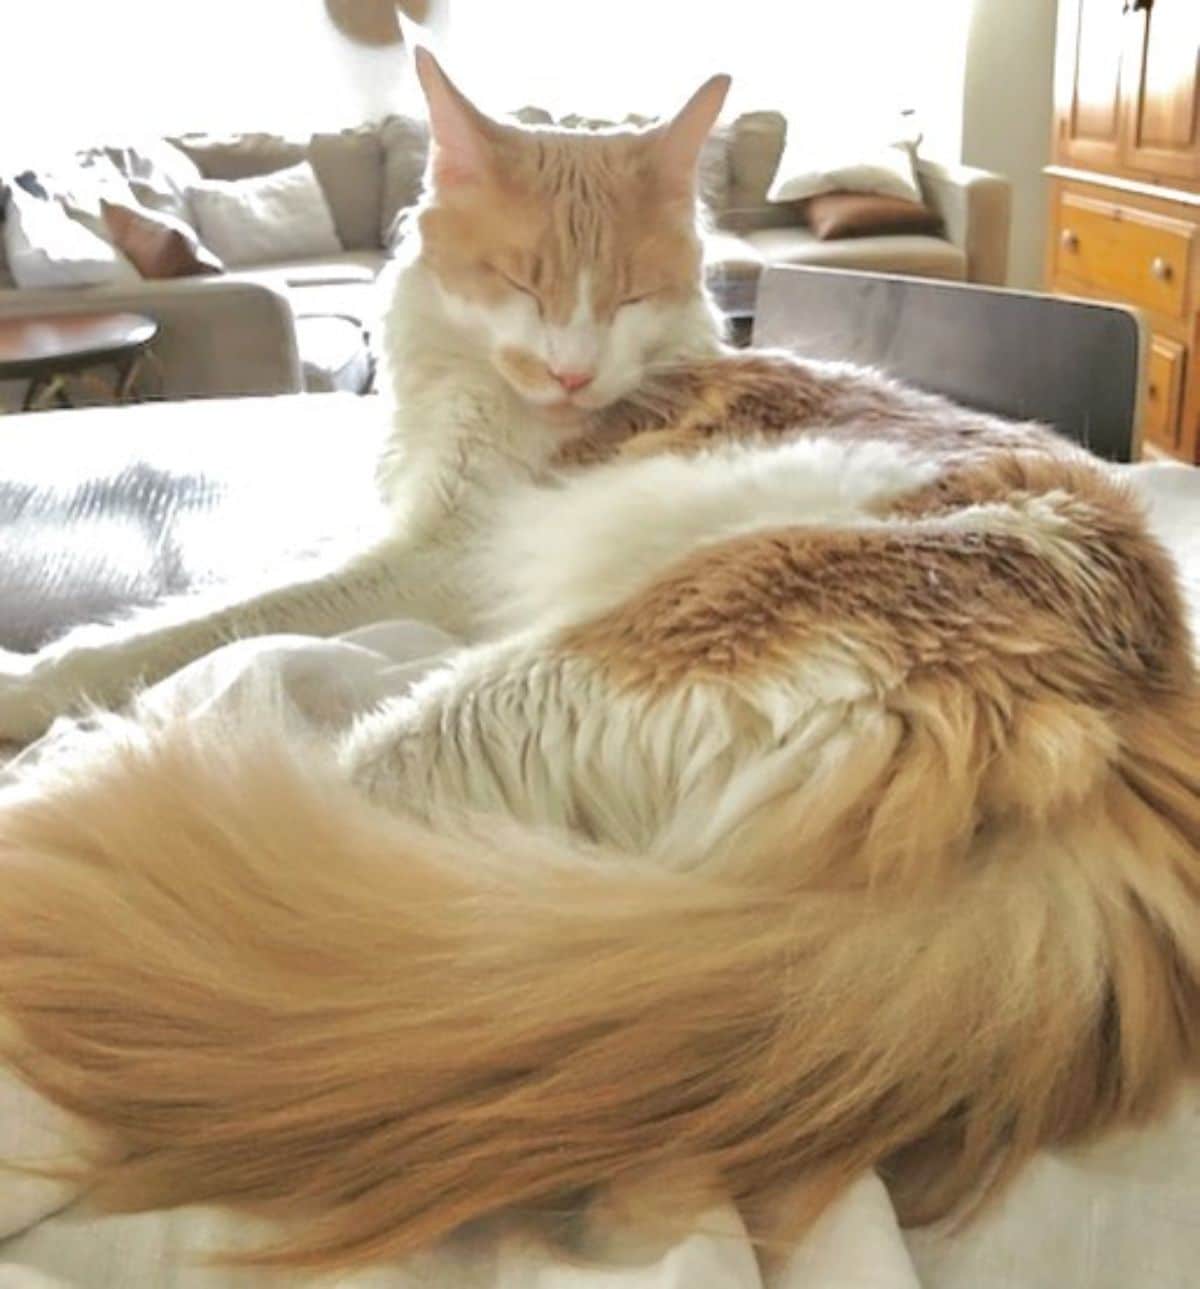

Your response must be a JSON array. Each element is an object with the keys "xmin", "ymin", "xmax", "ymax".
[{"xmin": 1, "ymin": 462, "xmax": 1197, "ymax": 1288}]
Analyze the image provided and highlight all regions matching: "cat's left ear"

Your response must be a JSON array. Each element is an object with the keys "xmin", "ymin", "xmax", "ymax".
[
  {"xmin": 413, "ymin": 46, "xmax": 497, "ymax": 187},
  {"xmin": 656, "ymin": 74, "xmax": 731, "ymax": 196}
]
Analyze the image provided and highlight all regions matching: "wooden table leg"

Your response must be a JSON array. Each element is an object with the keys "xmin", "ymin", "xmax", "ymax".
[
  {"xmin": 22, "ymin": 373, "xmax": 69, "ymax": 412},
  {"xmin": 115, "ymin": 353, "xmax": 143, "ymax": 403}
]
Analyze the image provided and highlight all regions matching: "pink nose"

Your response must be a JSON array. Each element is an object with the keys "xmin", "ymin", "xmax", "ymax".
[{"xmin": 551, "ymin": 369, "xmax": 594, "ymax": 393}]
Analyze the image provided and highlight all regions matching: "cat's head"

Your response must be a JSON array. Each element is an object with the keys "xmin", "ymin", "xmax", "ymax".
[{"xmin": 412, "ymin": 50, "xmax": 729, "ymax": 416}]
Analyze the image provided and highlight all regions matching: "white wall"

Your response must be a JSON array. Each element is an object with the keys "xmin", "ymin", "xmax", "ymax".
[
  {"xmin": 960, "ymin": 0, "xmax": 1058, "ymax": 288},
  {"xmin": 441, "ymin": 0, "xmax": 972, "ymax": 143},
  {"xmin": 0, "ymin": 0, "xmax": 447, "ymax": 161}
]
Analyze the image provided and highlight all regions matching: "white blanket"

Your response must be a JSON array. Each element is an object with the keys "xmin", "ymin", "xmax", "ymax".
[{"xmin": 1, "ymin": 462, "xmax": 1198, "ymax": 1288}]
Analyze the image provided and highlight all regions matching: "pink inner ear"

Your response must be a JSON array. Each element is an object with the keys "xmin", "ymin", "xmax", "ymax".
[
  {"xmin": 658, "ymin": 74, "xmax": 731, "ymax": 194},
  {"xmin": 414, "ymin": 47, "xmax": 493, "ymax": 186}
]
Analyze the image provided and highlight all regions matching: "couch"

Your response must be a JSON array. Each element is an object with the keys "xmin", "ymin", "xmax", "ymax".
[{"xmin": 0, "ymin": 113, "xmax": 1010, "ymax": 406}]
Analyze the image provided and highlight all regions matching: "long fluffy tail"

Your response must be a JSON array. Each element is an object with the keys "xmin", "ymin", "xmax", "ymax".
[{"xmin": 1, "ymin": 698, "xmax": 1199, "ymax": 1269}]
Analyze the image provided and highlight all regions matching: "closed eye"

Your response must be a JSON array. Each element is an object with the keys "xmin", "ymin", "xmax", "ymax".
[
  {"xmin": 501, "ymin": 273, "xmax": 537, "ymax": 299},
  {"xmin": 621, "ymin": 290, "xmax": 660, "ymax": 308},
  {"xmin": 485, "ymin": 263, "xmax": 539, "ymax": 303}
]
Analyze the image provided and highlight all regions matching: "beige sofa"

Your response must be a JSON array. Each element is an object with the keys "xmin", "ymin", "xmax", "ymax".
[{"xmin": 0, "ymin": 112, "xmax": 1010, "ymax": 405}]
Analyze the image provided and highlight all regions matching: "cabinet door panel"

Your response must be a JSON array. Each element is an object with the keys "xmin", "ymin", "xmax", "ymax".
[
  {"xmin": 1056, "ymin": 0, "xmax": 1128, "ymax": 170},
  {"xmin": 1143, "ymin": 334, "xmax": 1185, "ymax": 454},
  {"xmin": 1124, "ymin": 0, "xmax": 1200, "ymax": 180}
]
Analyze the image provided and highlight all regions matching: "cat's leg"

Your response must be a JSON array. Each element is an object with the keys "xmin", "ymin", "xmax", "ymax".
[{"xmin": 0, "ymin": 535, "xmax": 473, "ymax": 743}]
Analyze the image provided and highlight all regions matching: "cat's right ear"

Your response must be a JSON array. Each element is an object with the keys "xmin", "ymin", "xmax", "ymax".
[{"xmin": 413, "ymin": 47, "xmax": 494, "ymax": 187}]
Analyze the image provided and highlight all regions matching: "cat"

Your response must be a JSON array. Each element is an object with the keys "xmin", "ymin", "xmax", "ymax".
[{"xmin": 0, "ymin": 48, "xmax": 1198, "ymax": 1273}]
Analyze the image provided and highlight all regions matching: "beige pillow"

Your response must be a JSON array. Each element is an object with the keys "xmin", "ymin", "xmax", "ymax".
[
  {"xmin": 188, "ymin": 162, "xmax": 342, "ymax": 267},
  {"xmin": 768, "ymin": 124, "xmax": 922, "ymax": 205}
]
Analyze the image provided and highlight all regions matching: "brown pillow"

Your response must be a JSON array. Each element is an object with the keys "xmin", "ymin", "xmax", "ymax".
[
  {"xmin": 806, "ymin": 192, "xmax": 942, "ymax": 241},
  {"xmin": 100, "ymin": 199, "xmax": 224, "ymax": 279}
]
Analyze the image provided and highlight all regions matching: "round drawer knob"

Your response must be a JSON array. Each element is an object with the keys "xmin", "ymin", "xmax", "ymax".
[
  {"xmin": 1060, "ymin": 229, "xmax": 1079, "ymax": 251},
  {"xmin": 1151, "ymin": 257, "xmax": 1173, "ymax": 282}
]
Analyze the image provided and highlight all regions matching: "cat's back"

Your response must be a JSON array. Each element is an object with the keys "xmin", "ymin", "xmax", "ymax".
[
  {"xmin": 553, "ymin": 348, "xmax": 1062, "ymax": 471},
  {"xmin": 486, "ymin": 351, "xmax": 1190, "ymax": 703}
]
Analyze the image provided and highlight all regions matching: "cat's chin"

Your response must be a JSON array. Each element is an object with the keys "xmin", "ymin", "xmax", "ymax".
[
  {"xmin": 508, "ymin": 386, "xmax": 596, "ymax": 426},
  {"xmin": 535, "ymin": 401, "xmax": 590, "ymax": 428}
]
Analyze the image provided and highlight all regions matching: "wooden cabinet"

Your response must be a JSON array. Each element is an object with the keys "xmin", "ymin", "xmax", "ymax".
[{"xmin": 1047, "ymin": 0, "xmax": 1200, "ymax": 463}]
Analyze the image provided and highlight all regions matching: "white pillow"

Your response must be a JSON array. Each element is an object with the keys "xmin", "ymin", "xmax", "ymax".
[
  {"xmin": 767, "ymin": 124, "xmax": 923, "ymax": 205},
  {"xmin": 187, "ymin": 161, "xmax": 342, "ymax": 267},
  {"xmin": 2, "ymin": 182, "xmax": 131, "ymax": 288},
  {"xmin": 33, "ymin": 155, "xmax": 144, "ymax": 280}
]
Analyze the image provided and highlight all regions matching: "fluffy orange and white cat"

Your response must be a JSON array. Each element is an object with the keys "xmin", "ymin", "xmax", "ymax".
[{"xmin": 0, "ymin": 49, "xmax": 1198, "ymax": 1272}]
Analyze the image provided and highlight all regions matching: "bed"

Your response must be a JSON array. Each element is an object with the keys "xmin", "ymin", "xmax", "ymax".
[{"xmin": 1, "ymin": 273, "xmax": 1198, "ymax": 1286}]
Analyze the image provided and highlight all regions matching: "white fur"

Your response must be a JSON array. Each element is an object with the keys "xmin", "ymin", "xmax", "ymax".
[
  {"xmin": 341, "ymin": 633, "xmax": 883, "ymax": 873},
  {"xmin": 545, "ymin": 269, "xmax": 601, "ymax": 379},
  {"xmin": 477, "ymin": 436, "xmax": 939, "ymax": 635}
]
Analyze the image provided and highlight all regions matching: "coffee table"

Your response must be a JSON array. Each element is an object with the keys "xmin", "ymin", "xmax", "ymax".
[{"xmin": 0, "ymin": 312, "xmax": 159, "ymax": 412}]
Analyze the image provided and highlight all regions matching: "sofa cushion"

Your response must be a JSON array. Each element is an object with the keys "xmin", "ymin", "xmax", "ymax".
[
  {"xmin": 378, "ymin": 114, "xmax": 430, "ymax": 249},
  {"xmin": 247, "ymin": 254, "xmax": 387, "ymax": 332},
  {"xmin": 722, "ymin": 111, "xmax": 793, "ymax": 233},
  {"xmin": 309, "ymin": 126, "xmax": 384, "ymax": 251},
  {"xmin": 188, "ymin": 163, "xmax": 342, "ymax": 267},
  {"xmin": 170, "ymin": 131, "xmax": 308, "ymax": 181},
  {"xmin": 743, "ymin": 227, "xmax": 967, "ymax": 281},
  {"xmin": 246, "ymin": 251, "xmax": 387, "ymax": 288}
]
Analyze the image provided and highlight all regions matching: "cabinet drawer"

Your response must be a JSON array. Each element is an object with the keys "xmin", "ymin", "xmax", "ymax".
[
  {"xmin": 1143, "ymin": 335, "xmax": 1185, "ymax": 453},
  {"xmin": 1054, "ymin": 191, "xmax": 1194, "ymax": 319}
]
